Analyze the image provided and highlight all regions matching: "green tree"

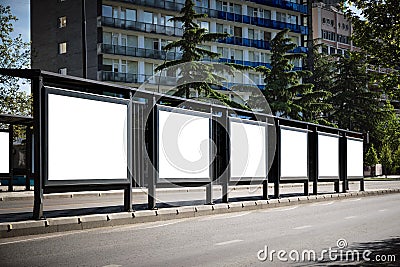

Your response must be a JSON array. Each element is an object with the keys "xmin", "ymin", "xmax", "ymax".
[
  {"xmin": 374, "ymin": 102, "xmax": 400, "ymax": 153},
  {"xmin": 380, "ymin": 143, "xmax": 393, "ymax": 178},
  {"xmin": 365, "ymin": 144, "xmax": 379, "ymax": 167},
  {"xmin": 303, "ymin": 42, "xmax": 334, "ymax": 125},
  {"xmin": 0, "ymin": 5, "xmax": 31, "ymax": 117},
  {"xmin": 154, "ymin": 0, "xmax": 243, "ymax": 108},
  {"xmin": 393, "ymin": 145, "xmax": 400, "ymax": 174},
  {"xmin": 327, "ymin": 52, "xmax": 380, "ymax": 132},
  {"xmin": 257, "ymin": 29, "xmax": 315, "ymax": 120},
  {"xmin": 343, "ymin": 0, "xmax": 400, "ymax": 69},
  {"xmin": 342, "ymin": 0, "xmax": 400, "ymax": 99}
]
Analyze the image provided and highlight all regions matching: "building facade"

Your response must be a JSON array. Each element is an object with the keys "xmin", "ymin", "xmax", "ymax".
[
  {"xmin": 312, "ymin": 1, "xmax": 354, "ymax": 55},
  {"xmin": 31, "ymin": 0, "xmax": 309, "ymax": 102}
]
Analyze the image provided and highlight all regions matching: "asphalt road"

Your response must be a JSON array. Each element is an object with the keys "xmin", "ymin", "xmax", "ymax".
[
  {"xmin": 0, "ymin": 193, "xmax": 399, "ymax": 266},
  {"xmin": 0, "ymin": 181, "xmax": 399, "ymax": 223}
]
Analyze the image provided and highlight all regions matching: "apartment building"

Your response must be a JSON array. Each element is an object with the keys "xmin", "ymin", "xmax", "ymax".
[
  {"xmin": 31, "ymin": 0, "xmax": 309, "ymax": 102},
  {"xmin": 312, "ymin": 1, "xmax": 354, "ymax": 55}
]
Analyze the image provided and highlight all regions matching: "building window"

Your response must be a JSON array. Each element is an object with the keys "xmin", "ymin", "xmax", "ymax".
[
  {"xmin": 58, "ymin": 68, "xmax": 67, "ymax": 75},
  {"xmin": 102, "ymin": 5, "xmax": 112, "ymax": 17},
  {"xmin": 58, "ymin": 42, "xmax": 67, "ymax": 54},
  {"xmin": 58, "ymin": 16, "xmax": 67, "ymax": 28},
  {"xmin": 330, "ymin": 47, "xmax": 336, "ymax": 55},
  {"xmin": 199, "ymin": 21, "xmax": 209, "ymax": 31}
]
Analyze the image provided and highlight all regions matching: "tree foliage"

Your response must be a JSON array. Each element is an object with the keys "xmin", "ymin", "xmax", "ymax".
[
  {"xmin": 343, "ymin": 0, "xmax": 400, "ymax": 69},
  {"xmin": 302, "ymin": 42, "xmax": 334, "ymax": 124},
  {"xmin": 327, "ymin": 52, "xmax": 381, "ymax": 132},
  {"xmin": 380, "ymin": 143, "xmax": 393, "ymax": 177},
  {"xmin": 258, "ymin": 29, "xmax": 315, "ymax": 120},
  {"xmin": 0, "ymin": 4, "xmax": 31, "ymax": 117},
  {"xmin": 365, "ymin": 144, "xmax": 379, "ymax": 166},
  {"xmin": 154, "ymin": 0, "xmax": 244, "ymax": 109}
]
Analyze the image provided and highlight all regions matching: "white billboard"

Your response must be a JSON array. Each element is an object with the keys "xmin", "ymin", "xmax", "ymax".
[
  {"xmin": 230, "ymin": 120, "xmax": 266, "ymax": 179},
  {"xmin": 47, "ymin": 93, "xmax": 128, "ymax": 181},
  {"xmin": 347, "ymin": 138, "xmax": 364, "ymax": 178},
  {"xmin": 158, "ymin": 109, "xmax": 210, "ymax": 179},
  {"xmin": 280, "ymin": 128, "xmax": 308, "ymax": 179},
  {"xmin": 0, "ymin": 132, "xmax": 9, "ymax": 173},
  {"xmin": 318, "ymin": 133, "xmax": 339, "ymax": 179}
]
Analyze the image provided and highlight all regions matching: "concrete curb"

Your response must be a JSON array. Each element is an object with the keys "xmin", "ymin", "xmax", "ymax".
[
  {"xmin": 0, "ymin": 182, "xmax": 360, "ymax": 202},
  {"xmin": 1, "ymin": 188, "xmax": 400, "ymax": 239}
]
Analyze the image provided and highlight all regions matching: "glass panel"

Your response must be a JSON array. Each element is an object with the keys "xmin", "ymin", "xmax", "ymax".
[
  {"xmin": 142, "ymin": 12, "xmax": 153, "ymax": 23},
  {"xmin": 102, "ymin": 5, "xmax": 112, "ymax": 17},
  {"xmin": 126, "ymin": 9, "xmax": 136, "ymax": 21},
  {"xmin": 103, "ymin": 32, "xmax": 112, "ymax": 44}
]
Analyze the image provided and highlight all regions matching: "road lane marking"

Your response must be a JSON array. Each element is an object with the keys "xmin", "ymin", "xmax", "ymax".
[
  {"xmin": 142, "ymin": 221, "xmax": 179, "ymax": 229},
  {"xmin": 262, "ymin": 206, "xmax": 298, "ymax": 213},
  {"xmin": 341, "ymin": 198, "xmax": 362, "ymax": 203},
  {"xmin": 379, "ymin": 209, "xmax": 387, "ymax": 212},
  {"xmin": 344, "ymin": 216, "xmax": 357, "ymax": 220},
  {"xmin": 0, "ymin": 232, "xmax": 79, "ymax": 246},
  {"xmin": 215, "ymin": 239, "xmax": 243, "ymax": 246},
  {"xmin": 102, "ymin": 265, "xmax": 121, "ymax": 267},
  {"xmin": 199, "ymin": 212, "xmax": 252, "ymax": 221},
  {"xmin": 311, "ymin": 201, "xmax": 334, "ymax": 206},
  {"xmin": 293, "ymin": 225, "xmax": 312, "ymax": 230}
]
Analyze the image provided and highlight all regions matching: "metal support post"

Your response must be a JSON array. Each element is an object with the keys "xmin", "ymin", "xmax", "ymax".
[{"xmin": 33, "ymin": 75, "xmax": 44, "ymax": 219}]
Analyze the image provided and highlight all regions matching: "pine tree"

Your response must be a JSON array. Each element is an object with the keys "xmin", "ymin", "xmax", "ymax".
[
  {"xmin": 257, "ymin": 29, "xmax": 314, "ymax": 120},
  {"xmin": 328, "ymin": 52, "xmax": 380, "ymax": 132},
  {"xmin": 154, "ymin": 0, "xmax": 244, "ymax": 109},
  {"xmin": 303, "ymin": 43, "xmax": 334, "ymax": 125}
]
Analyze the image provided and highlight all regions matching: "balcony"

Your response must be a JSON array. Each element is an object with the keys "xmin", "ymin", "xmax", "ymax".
[
  {"xmin": 109, "ymin": 1, "xmax": 308, "ymax": 35},
  {"xmin": 101, "ymin": 17, "xmax": 183, "ymax": 36},
  {"xmin": 218, "ymin": 36, "xmax": 272, "ymax": 50},
  {"xmin": 101, "ymin": 44, "xmax": 183, "ymax": 60},
  {"xmin": 113, "ymin": 0, "xmax": 307, "ymax": 15},
  {"xmin": 102, "ymin": 71, "xmax": 139, "ymax": 83},
  {"xmin": 248, "ymin": 0, "xmax": 308, "ymax": 14}
]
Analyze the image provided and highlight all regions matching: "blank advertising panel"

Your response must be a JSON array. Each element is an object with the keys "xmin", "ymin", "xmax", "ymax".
[
  {"xmin": 0, "ymin": 132, "xmax": 9, "ymax": 173},
  {"xmin": 230, "ymin": 120, "xmax": 266, "ymax": 180},
  {"xmin": 158, "ymin": 109, "xmax": 210, "ymax": 180},
  {"xmin": 318, "ymin": 133, "xmax": 339, "ymax": 179},
  {"xmin": 347, "ymin": 138, "xmax": 364, "ymax": 178},
  {"xmin": 47, "ymin": 92, "xmax": 128, "ymax": 182},
  {"xmin": 280, "ymin": 128, "xmax": 308, "ymax": 179}
]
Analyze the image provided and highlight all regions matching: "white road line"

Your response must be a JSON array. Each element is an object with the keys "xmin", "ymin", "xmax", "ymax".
[
  {"xmin": 199, "ymin": 212, "xmax": 252, "ymax": 221},
  {"xmin": 311, "ymin": 201, "xmax": 334, "ymax": 206},
  {"xmin": 102, "ymin": 265, "xmax": 122, "ymax": 267},
  {"xmin": 215, "ymin": 239, "xmax": 243, "ymax": 246},
  {"xmin": 379, "ymin": 209, "xmax": 387, "ymax": 212},
  {"xmin": 293, "ymin": 225, "xmax": 312, "ymax": 230},
  {"xmin": 0, "ymin": 232, "xmax": 79, "ymax": 246},
  {"xmin": 262, "ymin": 206, "xmax": 299, "ymax": 213},
  {"xmin": 344, "ymin": 216, "xmax": 357, "ymax": 220},
  {"xmin": 142, "ymin": 221, "xmax": 179, "ymax": 229},
  {"xmin": 342, "ymin": 198, "xmax": 362, "ymax": 202}
]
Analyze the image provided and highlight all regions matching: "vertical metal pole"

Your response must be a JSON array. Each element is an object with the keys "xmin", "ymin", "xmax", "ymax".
[
  {"xmin": 360, "ymin": 179, "xmax": 365, "ymax": 191},
  {"xmin": 340, "ymin": 132, "xmax": 347, "ymax": 193},
  {"xmin": 8, "ymin": 125, "xmax": 14, "ymax": 192},
  {"xmin": 25, "ymin": 126, "xmax": 32, "ymax": 191},
  {"xmin": 81, "ymin": 0, "xmax": 87, "ymax": 78},
  {"xmin": 334, "ymin": 181, "xmax": 340, "ymax": 193},
  {"xmin": 311, "ymin": 129, "xmax": 318, "ymax": 195},
  {"xmin": 206, "ymin": 106, "xmax": 214, "ymax": 205},
  {"xmin": 221, "ymin": 111, "xmax": 229, "ymax": 203},
  {"xmin": 148, "ymin": 97, "xmax": 157, "ymax": 209},
  {"xmin": 33, "ymin": 75, "xmax": 44, "ymax": 220},
  {"xmin": 304, "ymin": 180, "xmax": 309, "ymax": 196},
  {"xmin": 124, "ymin": 93, "xmax": 133, "ymax": 212},
  {"xmin": 274, "ymin": 119, "xmax": 280, "ymax": 199},
  {"xmin": 262, "ymin": 117, "xmax": 269, "ymax": 200}
]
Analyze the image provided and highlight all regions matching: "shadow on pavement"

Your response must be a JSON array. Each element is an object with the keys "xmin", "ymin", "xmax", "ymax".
[{"xmin": 298, "ymin": 237, "xmax": 399, "ymax": 266}]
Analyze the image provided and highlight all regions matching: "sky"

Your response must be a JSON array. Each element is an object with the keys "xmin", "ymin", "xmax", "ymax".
[
  {"xmin": 3, "ymin": 0, "xmax": 30, "ymax": 42},
  {"xmin": 2, "ymin": 0, "xmax": 30, "ymax": 92}
]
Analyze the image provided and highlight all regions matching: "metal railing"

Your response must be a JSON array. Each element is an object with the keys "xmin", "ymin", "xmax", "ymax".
[
  {"xmin": 114, "ymin": 0, "xmax": 308, "ymax": 14},
  {"xmin": 101, "ymin": 44, "xmax": 183, "ymax": 60}
]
